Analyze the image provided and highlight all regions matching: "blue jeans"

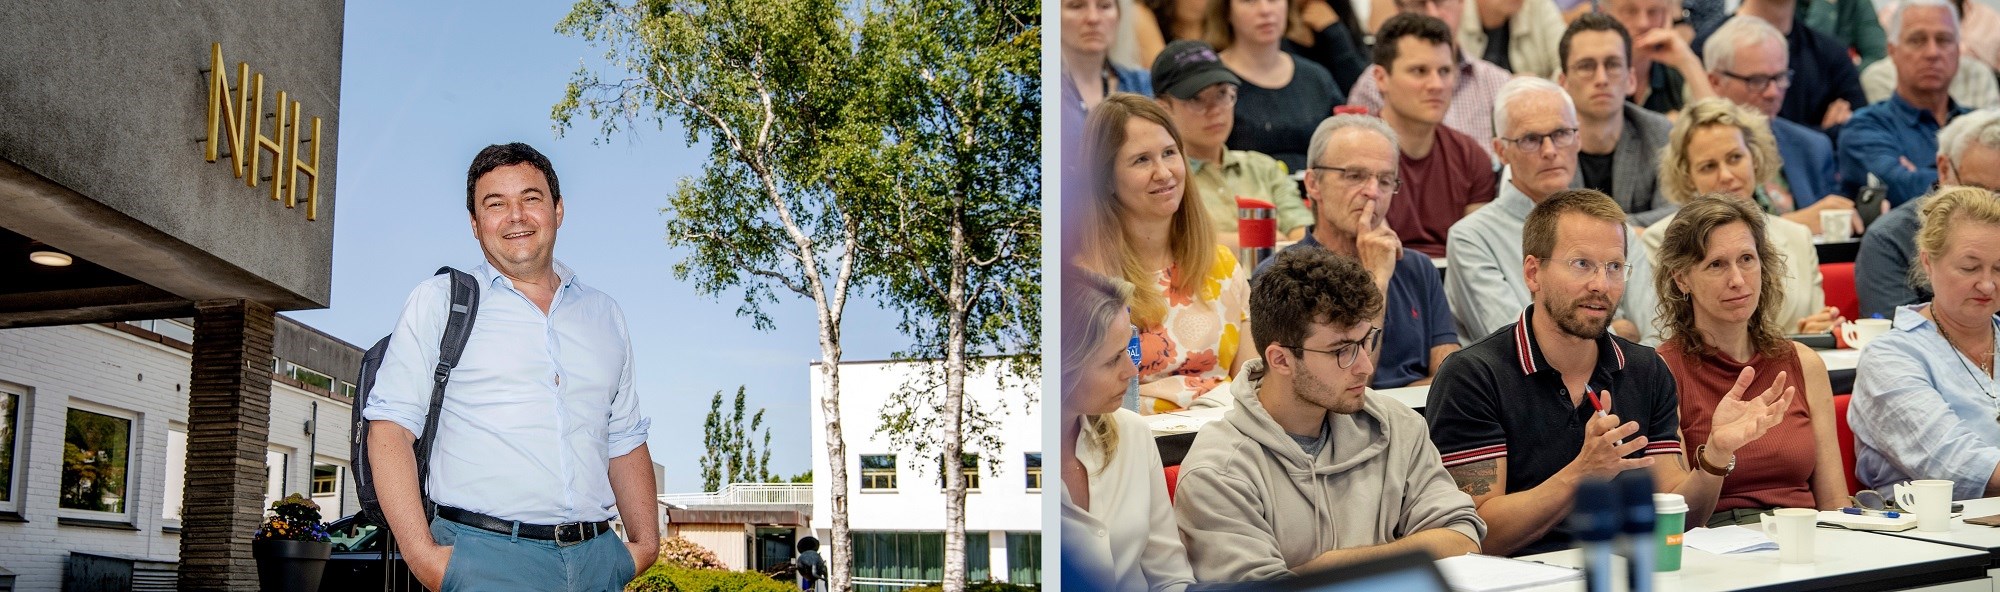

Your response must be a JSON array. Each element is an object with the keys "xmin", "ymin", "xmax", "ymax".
[{"xmin": 429, "ymin": 516, "xmax": 636, "ymax": 592}]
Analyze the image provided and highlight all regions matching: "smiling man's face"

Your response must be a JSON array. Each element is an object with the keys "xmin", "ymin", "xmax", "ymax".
[{"xmin": 471, "ymin": 162, "xmax": 564, "ymax": 277}]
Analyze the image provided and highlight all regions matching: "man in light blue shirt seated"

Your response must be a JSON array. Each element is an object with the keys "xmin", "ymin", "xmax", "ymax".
[
  {"xmin": 1837, "ymin": 0, "xmax": 1972, "ymax": 207},
  {"xmin": 364, "ymin": 143, "xmax": 657, "ymax": 592}
]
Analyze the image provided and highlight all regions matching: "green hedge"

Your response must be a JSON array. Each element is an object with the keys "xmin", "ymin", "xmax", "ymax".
[
  {"xmin": 903, "ymin": 582, "xmax": 1039, "ymax": 592},
  {"xmin": 625, "ymin": 564, "xmax": 795, "ymax": 592}
]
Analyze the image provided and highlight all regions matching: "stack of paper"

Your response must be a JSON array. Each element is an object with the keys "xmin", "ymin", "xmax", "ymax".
[
  {"xmin": 1818, "ymin": 509, "xmax": 1917, "ymax": 531},
  {"xmin": 1682, "ymin": 526, "xmax": 1780, "ymax": 554},
  {"xmin": 1435, "ymin": 554, "xmax": 1583, "ymax": 592}
]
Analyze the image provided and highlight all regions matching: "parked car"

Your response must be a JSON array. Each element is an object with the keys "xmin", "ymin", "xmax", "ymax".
[{"xmin": 321, "ymin": 513, "xmax": 423, "ymax": 591}]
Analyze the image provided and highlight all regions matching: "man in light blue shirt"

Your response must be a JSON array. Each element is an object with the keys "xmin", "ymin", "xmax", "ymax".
[{"xmin": 364, "ymin": 143, "xmax": 657, "ymax": 591}]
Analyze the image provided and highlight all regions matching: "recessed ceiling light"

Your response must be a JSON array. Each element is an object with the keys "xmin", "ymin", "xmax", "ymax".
[{"xmin": 29, "ymin": 250, "xmax": 72, "ymax": 267}]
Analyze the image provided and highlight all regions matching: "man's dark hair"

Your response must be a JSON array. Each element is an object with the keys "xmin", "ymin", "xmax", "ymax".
[
  {"xmin": 1559, "ymin": 13, "xmax": 1633, "ymax": 70},
  {"xmin": 466, "ymin": 142, "xmax": 561, "ymax": 215},
  {"xmin": 1250, "ymin": 249, "xmax": 1384, "ymax": 355},
  {"xmin": 1372, "ymin": 13, "xmax": 1459, "ymax": 71}
]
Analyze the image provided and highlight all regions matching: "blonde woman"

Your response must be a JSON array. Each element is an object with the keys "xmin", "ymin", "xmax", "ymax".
[
  {"xmin": 1083, "ymin": 93, "xmax": 1254, "ymax": 413},
  {"xmin": 1060, "ymin": 268, "xmax": 1194, "ymax": 592},
  {"xmin": 1653, "ymin": 196, "xmax": 1847, "ymax": 526},
  {"xmin": 1644, "ymin": 98, "xmax": 1842, "ymax": 333},
  {"xmin": 1851, "ymin": 187, "xmax": 2000, "ymax": 500}
]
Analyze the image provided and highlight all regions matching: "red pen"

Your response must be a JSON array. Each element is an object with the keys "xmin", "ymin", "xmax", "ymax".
[{"xmin": 1584, "ymin": 387, "xmax": 1607, "ymax": 415}]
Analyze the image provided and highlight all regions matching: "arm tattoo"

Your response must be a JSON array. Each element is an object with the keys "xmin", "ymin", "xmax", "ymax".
[{"xmin": 1449, "ymin": 460, "xmax": 1498, "ymax": 497}]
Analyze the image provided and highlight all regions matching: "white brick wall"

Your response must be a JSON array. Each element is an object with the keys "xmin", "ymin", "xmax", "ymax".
[{"xmin": 0, "ymin": 323, "xmax": 356, "ymax": 590}]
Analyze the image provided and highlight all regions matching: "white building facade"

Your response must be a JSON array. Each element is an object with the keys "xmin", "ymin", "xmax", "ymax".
[
  {"xmin": 809, "ymin": 359, "xmax": 1043, "ymax": 591},
  {"xmin": 0, "ymin": 318, "xmax": 361, "ymax": 590}
]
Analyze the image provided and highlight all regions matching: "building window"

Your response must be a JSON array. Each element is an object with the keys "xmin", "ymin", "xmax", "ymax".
[
  {"xmin": 61, "ymin": 407, "xmax": 133, "ymax": 514},
  {"xmin": 1007, "ymin": 533, "xmax": 1042, "ymax": 586},
  {"xmin": 162, "ymin": 427, "xmax": 187, "ymax": 521},
  {"xmin": 860, "ymin": 454, "xmax": 897, "ymax": 491},
  {"xmin": 311, "ymin": 462, "xmax": 345, "ymax": 515},
  {"xmin": 0, "ymin": 389, "xmax": 20, "ymax": 505},
  {"xmin": 852, "ymin": 531, "xmax": 991, "ymax": 591},
  {"xmin": 265, "ymin": 449, "xmax": 290, "ymax": 511},
  {"xmin": 938, "ymin": 454, "xmax": 979, "ymax": 491},
  {"xmin": 1023, "ymin": 453, "xmax": 1041, "ymax": 491}
]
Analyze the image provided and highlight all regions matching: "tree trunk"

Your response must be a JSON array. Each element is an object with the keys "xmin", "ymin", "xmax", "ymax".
[
  {"xmin": 819, "ymin": 328, "xmax": 854, "ymax": 592},
  {"xmin": 942, "ymin": 204, "xmax": 972, "ymax": 592}
]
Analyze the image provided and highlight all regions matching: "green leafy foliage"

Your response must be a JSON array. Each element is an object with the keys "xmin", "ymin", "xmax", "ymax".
[
  {"xmin": 698, "ymin": 386, "xmax": 775, "ymax": 491},
  {"xmin": 254, "ymin": 493, "xmax": 330, "ymax": 542},
  {"xmin": 624, "ymin": 564, "xmax": 793, "ymax": 592}
]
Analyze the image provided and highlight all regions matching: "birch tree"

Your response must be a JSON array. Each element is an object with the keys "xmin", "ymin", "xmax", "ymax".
[{"xmin": 555, "ymin": 0, "xmax": 876, "ymax": 589}]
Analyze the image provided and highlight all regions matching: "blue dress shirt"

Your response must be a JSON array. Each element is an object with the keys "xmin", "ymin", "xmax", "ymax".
[
  {"xmin": 1838, "ymin": 94, "xmax": 1971, "ymax": 207},
  {"xmin": 1850, "ymin": 304, "xmax": 2000, "ymax": 500},
  {"xmin": 1771, "ymin": 116, "xmax": 1839, "ymax": 208},
  {"xmin": 363, "ymin": 261, "xmax": 651, "ymax": 524}
]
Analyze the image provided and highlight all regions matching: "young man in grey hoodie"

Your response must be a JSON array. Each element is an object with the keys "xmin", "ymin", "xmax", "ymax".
[{"xmin": 1174, "ymin": 248, "xmax": 1487, "ymax": 582}]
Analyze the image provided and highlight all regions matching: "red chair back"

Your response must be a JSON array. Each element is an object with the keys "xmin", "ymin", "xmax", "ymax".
[
  {"xmin": 1833, "ymin": 393, "xmax": 1865, "ymax": 494},
  {"xmin": 1822, "ymin": 262, "xmax": 1858, "ymax": 320},
  {"xmin": 1164, "ymin": 465, "xmax": 1181, "ymax": 502}
]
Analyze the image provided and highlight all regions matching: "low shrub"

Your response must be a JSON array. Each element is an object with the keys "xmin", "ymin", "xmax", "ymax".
[
  {"xmin": 625, "ymin": 564, "xmax": 794, "ymax": 592},
  {"xmin": 657, "ymin": 536, "xmax": 726, "ymax": 570}
]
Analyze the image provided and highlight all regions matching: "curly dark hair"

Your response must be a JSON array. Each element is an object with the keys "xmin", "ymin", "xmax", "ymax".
[
  {"xmin": 466, "ymin": 142, "xmax": 561, "ymax": 215},
  {"xmin": 1250, "ymin": 248, "xmax": 1384, "ymax": 356},
  {"xmin": 1652, "ymin": 195, "xmax": 1790, "ymax": 359}
]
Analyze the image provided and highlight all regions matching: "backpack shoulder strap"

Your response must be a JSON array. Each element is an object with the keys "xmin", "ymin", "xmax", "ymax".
[{"xmin": 413, "ymin": 266, "xmax": 480, "ymax": 520}]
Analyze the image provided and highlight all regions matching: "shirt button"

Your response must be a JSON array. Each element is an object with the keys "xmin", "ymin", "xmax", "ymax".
[
  {"xmin": 1096, "ymin": 529, "xmax": 1106, "ymax": 537},
  {"xmin": 554, "ymin": 374, "xmax": 562, "ymax": 386}
]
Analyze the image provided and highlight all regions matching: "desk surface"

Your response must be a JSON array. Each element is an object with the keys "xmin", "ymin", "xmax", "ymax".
[
  {"xmin": 1514, "ymin": 526, "xmax": 1988, "ymax": 592},
  {"xmin": 1878, "ymin": 497, "xmax": 2000, "ymax": 563}
]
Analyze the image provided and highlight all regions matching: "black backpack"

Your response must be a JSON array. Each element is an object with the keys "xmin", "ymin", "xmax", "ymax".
[{"xmin": 350, "ymin": 267, "xmax": 480, "ymax": 528}]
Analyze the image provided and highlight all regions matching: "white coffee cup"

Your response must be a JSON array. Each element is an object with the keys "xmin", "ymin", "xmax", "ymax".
[
  {"xmin": 1896, "ymin": 480, "xmax": 1955, "ymax": 532},
  {"xmin": 1822, "ymin": 209, "xmax": 1855, "ymax": 242},
  {"xmin": 1842, "ymin": 318, "xmax": 1892, "ymax": 349},
  {"xmin": 1760, "ymin": 508, "xmax": 1818, "ymax": 563}
]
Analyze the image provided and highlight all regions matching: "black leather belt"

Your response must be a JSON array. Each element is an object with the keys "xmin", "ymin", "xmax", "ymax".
[{"xmin": 437, "ymin": 505, "xmax": 613, "ymax": 545}]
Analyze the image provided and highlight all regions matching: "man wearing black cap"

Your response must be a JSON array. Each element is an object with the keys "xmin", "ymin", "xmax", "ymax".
[{"xmin": 1153, "ymin": 39, "xmax": 1310, "ymax": 248}]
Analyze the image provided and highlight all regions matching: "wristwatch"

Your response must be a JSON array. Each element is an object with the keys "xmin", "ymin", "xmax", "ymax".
[{"xmin": 1695, "ymin": 444, "xmax": 1735, "ymax": 476}]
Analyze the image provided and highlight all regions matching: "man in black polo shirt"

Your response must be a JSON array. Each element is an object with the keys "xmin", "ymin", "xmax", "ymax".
[{"xmin": 1424, "ymin": 189, "xmax": 1793, "ymax": 556}]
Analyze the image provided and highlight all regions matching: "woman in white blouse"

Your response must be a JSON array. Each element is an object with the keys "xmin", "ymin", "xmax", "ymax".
[{"xmin": 1060, "ymin": 268, "xmax": 1195, "ymax": 592}]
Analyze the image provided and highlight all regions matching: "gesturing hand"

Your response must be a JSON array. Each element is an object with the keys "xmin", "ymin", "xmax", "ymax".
[
  {"xmin": 1706, "ymin": 367, "xmax": 1794, "ymax": 456},
  {"xmin": 1356, "ymin": 199, "xmax": 1402, "ymax": 286},
  {"xmin": 1568, "ymin": 390, "xmax": 1655, "ymax": 482}
]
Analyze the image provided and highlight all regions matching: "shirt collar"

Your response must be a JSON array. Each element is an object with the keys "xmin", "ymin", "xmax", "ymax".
[
  {"xmin": 1512, "ymin": 305, "xmax": 1628, "ymax": 377},
  {"xmin": 475, "ymin": 259, "xmax": 577, "ymax": 292},
  {"xmin": 1494, "ymin": 175, "xmax": 1539, "ymax": 219},
  {"xmin": 1190, "ymin": 147, "xmax": 1245, "ymax": 175},
  {"xmin": 1887, "ymin": 92, "xmax": 1972, "ymax": 126}
]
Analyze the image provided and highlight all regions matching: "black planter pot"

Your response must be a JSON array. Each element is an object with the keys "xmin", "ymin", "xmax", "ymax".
[{"xmin": 253, "ymin": 539, "xmax": 332, "ymax": 592}]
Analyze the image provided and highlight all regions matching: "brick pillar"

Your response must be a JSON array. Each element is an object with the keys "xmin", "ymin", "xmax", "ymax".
[{"xmin": 178, "ymin": 299, "xmax": 275, "ymax": 591}]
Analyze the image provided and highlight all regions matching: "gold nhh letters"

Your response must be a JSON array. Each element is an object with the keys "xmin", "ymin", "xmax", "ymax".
[{"xmin": 205, "ymin": 42, "xmax": 322, "ymax": 221}]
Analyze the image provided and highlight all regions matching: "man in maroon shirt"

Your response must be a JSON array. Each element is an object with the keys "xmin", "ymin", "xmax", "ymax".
[{"xmin": 1373, "ymin": 13, "xmax": 1500, "ymax": 258}]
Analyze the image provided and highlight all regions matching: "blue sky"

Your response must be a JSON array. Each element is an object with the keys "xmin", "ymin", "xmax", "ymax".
[{"xmin": 286, "ymin": 0, "xmax": 913, "ymax": 493}]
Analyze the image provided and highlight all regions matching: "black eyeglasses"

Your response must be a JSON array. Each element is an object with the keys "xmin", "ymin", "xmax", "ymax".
[
  {"xmin": 1719, "ymin": 69, "xmax": 1793, "ymax": 93},
  {"xmin": 1309, "ymin": 165, "xmax": 1401, "ymax": 194},
  {"xmin": 1291, "ymin": 326, "xmax": 1383, "ymax": 369},
  {"xmin": 1498, "ymin": 128, "xmax": 1579, "ymax": 153}
]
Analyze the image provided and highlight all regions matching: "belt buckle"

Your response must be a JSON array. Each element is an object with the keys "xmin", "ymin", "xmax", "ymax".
[{"xmin": 555, "ymin": 522, "xmax": 585, "ymax": 546}]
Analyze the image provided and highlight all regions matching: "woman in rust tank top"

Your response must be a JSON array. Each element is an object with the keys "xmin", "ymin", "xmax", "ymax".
[{"xmin": 1652, "ymin": 196, "xmax": 1849, "ymax": 527}]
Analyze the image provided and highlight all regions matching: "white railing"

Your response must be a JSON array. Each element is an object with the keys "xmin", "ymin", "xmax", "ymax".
[
  {"xmin": 658, "ymin": 482, "xmax": 814, "ymax": 506},
  {"xmin": 851, "ymin": 577, "xmax": 935, "ymax": 590}
]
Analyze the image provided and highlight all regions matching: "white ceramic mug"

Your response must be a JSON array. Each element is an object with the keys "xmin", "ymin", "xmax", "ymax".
[
  {"xmin": 1760, "ymin": 508, "xmax": 1818, "ymax": 563},
  {"xmin": 1896, "ymin": 480, "xmax": 1955, "ymax": 532},
  {"xmin": 1822, "ymin": 209, "xmax": 1855, "ymax": 242},
  {"xmin": 1842, "ymin": 318, "xmax": 1892, "ymax": 349}
]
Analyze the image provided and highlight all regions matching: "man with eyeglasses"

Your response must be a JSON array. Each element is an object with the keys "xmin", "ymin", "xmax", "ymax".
[
  {"xmin": 1426, "ymin": 189, "xmax": 1791, "ymax": 556},
  {"xmin": 1705, "ymin": 16, "xmax": 1851, "ymax": 229},
  {"xmin": 1177, "ymin": 247, "xmax": 1485, "ymax": 581},
  {"xmin": 1840, "ymin": 0, "xmax": 1976, "ymax": 207},
  {"xmin": 1860, "ymin": 10, "xmax": 1999, "ymax": 110},
  {"xmin": 1691, "ymin": 0, "xmax": 1867, "ymax": 133},
  {"xmin": 1366, "ymin": 13, "xmax": 1500, "ymax": 257},
  {"xmin": 1151, "ymin": 39, "xmax": 1311, "ymax": 248},
  {"xmin": 1349, "ymin": 5, "xmax": 1513, "ymax": 163},
  {"xmin": 1254, "ymin": 114, "xmax": 1461, "ymax": 389},
  {"xmin": 1558, "ymin": 13, "xmax": 1678, "ymax": 227},
  {"xmin": 1447, "ymin": 77, "xmax": 1661, "ymax": 346},
  {"xmin": 1858, "ymin": 108, "xmax": 2000, "ymax": 316}
]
